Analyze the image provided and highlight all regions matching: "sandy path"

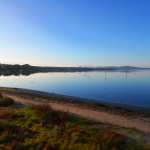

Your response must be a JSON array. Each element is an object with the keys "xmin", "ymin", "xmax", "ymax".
[{"xmin": 3, "ymin": 93, "xmax": 150, "ymax": 133}]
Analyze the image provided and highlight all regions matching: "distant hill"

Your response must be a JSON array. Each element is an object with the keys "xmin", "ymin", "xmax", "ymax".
[{"xmin": 94, "ymin": 66, "xmax": 150, "ymax": 70}]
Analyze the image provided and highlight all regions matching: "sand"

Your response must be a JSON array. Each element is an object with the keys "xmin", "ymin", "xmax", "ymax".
[{"xmin": 2, "ymin": 90, "xmax": 150, "ymax": 133}]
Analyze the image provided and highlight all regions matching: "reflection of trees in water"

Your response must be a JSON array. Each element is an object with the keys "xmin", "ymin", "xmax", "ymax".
[{"xmin": 0, "ymin": 72, "xmax": 20, "ymax": 76}]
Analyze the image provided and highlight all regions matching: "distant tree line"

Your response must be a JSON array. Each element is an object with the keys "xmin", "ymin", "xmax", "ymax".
[
  {"xmin": 0, "ymin": 64, "xmax": 30, "ymax": 71},
  {"xmin": 0, "ymin": 64, "xmax": 116, "ymax": 76}
]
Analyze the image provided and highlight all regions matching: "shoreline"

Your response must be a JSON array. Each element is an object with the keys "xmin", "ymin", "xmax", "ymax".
[
  {"xmin": 1, "ymin": 86, "xmax": 150, "ymax": 111},
  {"xmin": 0, "ymin": 87, "xmax": 150, "ymax": 132},
  {"xmin": 21, "ymin": 88, "xmax": 150, "ymax": 110}
]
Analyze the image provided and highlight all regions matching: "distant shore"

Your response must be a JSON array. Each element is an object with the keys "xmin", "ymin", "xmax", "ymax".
[{"xmin": 1, "ymin": 63, "xmax": 150, "ymax": 76}]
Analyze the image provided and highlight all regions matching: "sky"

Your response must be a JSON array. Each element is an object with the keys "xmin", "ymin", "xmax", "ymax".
[{"xmin": 0, "ymin": 0, "xmax": 150, "ymax": 67}]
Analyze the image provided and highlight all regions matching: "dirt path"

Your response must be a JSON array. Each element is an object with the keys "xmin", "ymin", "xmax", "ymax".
[{"xmin": 3, "ymin": 93, "xmax": 150, "ymax": 133}]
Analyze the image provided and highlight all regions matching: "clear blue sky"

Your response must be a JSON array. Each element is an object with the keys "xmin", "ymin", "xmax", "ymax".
[{"xmin": 0, "ymin": 0, "xmax": 150, "ymax": 67}]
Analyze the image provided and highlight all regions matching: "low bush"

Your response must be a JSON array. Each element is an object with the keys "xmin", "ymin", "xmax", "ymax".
[
  {"xmin": 0, "ymin": 109, "xmax": 14, "ymax": 119},
  {"xmin": 0, "ymin": 92, "xmax": 3, "ymax": 98},
  {"xmin": 33, "ymin": 104, "xmax": 70, "ymax": 126},
  {"xmin": 95, "ymin": 129, "xmax": 125, "ymax": 150},
  {"xmin": 0, "ymin": 97, "xmax": 14, "ymax": 107}
]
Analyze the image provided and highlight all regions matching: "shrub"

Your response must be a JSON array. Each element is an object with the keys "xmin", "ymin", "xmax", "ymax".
[
  {"xmin": 0, "ymin": 109, "xmax": 14, "ymax": 119},
  {"xmin": 0, "ymin": 97, "xmax": 14, "ymax": 107},
  {"xmin": 0, "ymin": 121, "xmax": 19, "ymax": 144},
  {"xmin": 0, "ymin": 92, "xmax": 3, "ymax": 98},
  {"xmin": 95, "ymin": 129, "xmax": 125, "ymax": 149},
  {"xmin": 0, "ymin": 120, "xmax": 19, "ymax": 133},
  {"xmin": 33, "ymin": 104, "xmax": 70, "ymax": 126}
]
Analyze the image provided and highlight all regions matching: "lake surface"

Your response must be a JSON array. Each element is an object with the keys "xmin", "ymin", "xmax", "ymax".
[{"xmin": 0, "ymin": 70, "xmax": 150, "ymax": 107}]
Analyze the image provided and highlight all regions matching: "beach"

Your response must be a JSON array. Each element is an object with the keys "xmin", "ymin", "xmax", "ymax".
[{"xmin": 1, "ymin": 87, "xmax": 150, "ymax": 133}]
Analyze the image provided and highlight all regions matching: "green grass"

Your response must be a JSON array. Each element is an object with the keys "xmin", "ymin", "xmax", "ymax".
[
  {"xmin": 0, "ymin": 93, "xmax": 149, "ymax": 149},
  {"xmin": 0, "ymin": 105, "xmax": 148, "ymax": 149}
]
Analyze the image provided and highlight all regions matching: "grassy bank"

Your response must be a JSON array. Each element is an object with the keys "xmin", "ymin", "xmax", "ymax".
[{"xmin": 0, "ymin": 93, "xmax": 149, "ymax": 150}]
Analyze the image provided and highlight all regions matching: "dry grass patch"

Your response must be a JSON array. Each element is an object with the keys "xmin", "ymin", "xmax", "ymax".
[
  {"xmin": 0, "ymin": 108, "xmax": 14, "ymax": 119},
  {"xmin": 95, "ymin": 129, "xmax": 125, "ymax": 149},
  {"xmin": 33, "ymin": 104, "xmax": 70, "ymax": 126}
]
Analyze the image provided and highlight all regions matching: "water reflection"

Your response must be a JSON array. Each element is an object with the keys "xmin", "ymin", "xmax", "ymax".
[{"xmin": 0, "ymin": 70, "xmax": 150, "ymax": 107}]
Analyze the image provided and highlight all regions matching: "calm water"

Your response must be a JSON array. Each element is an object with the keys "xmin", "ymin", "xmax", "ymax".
[{"xmin": 0, "ymin": 70, "xmax": 150, "ymax": 107}]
